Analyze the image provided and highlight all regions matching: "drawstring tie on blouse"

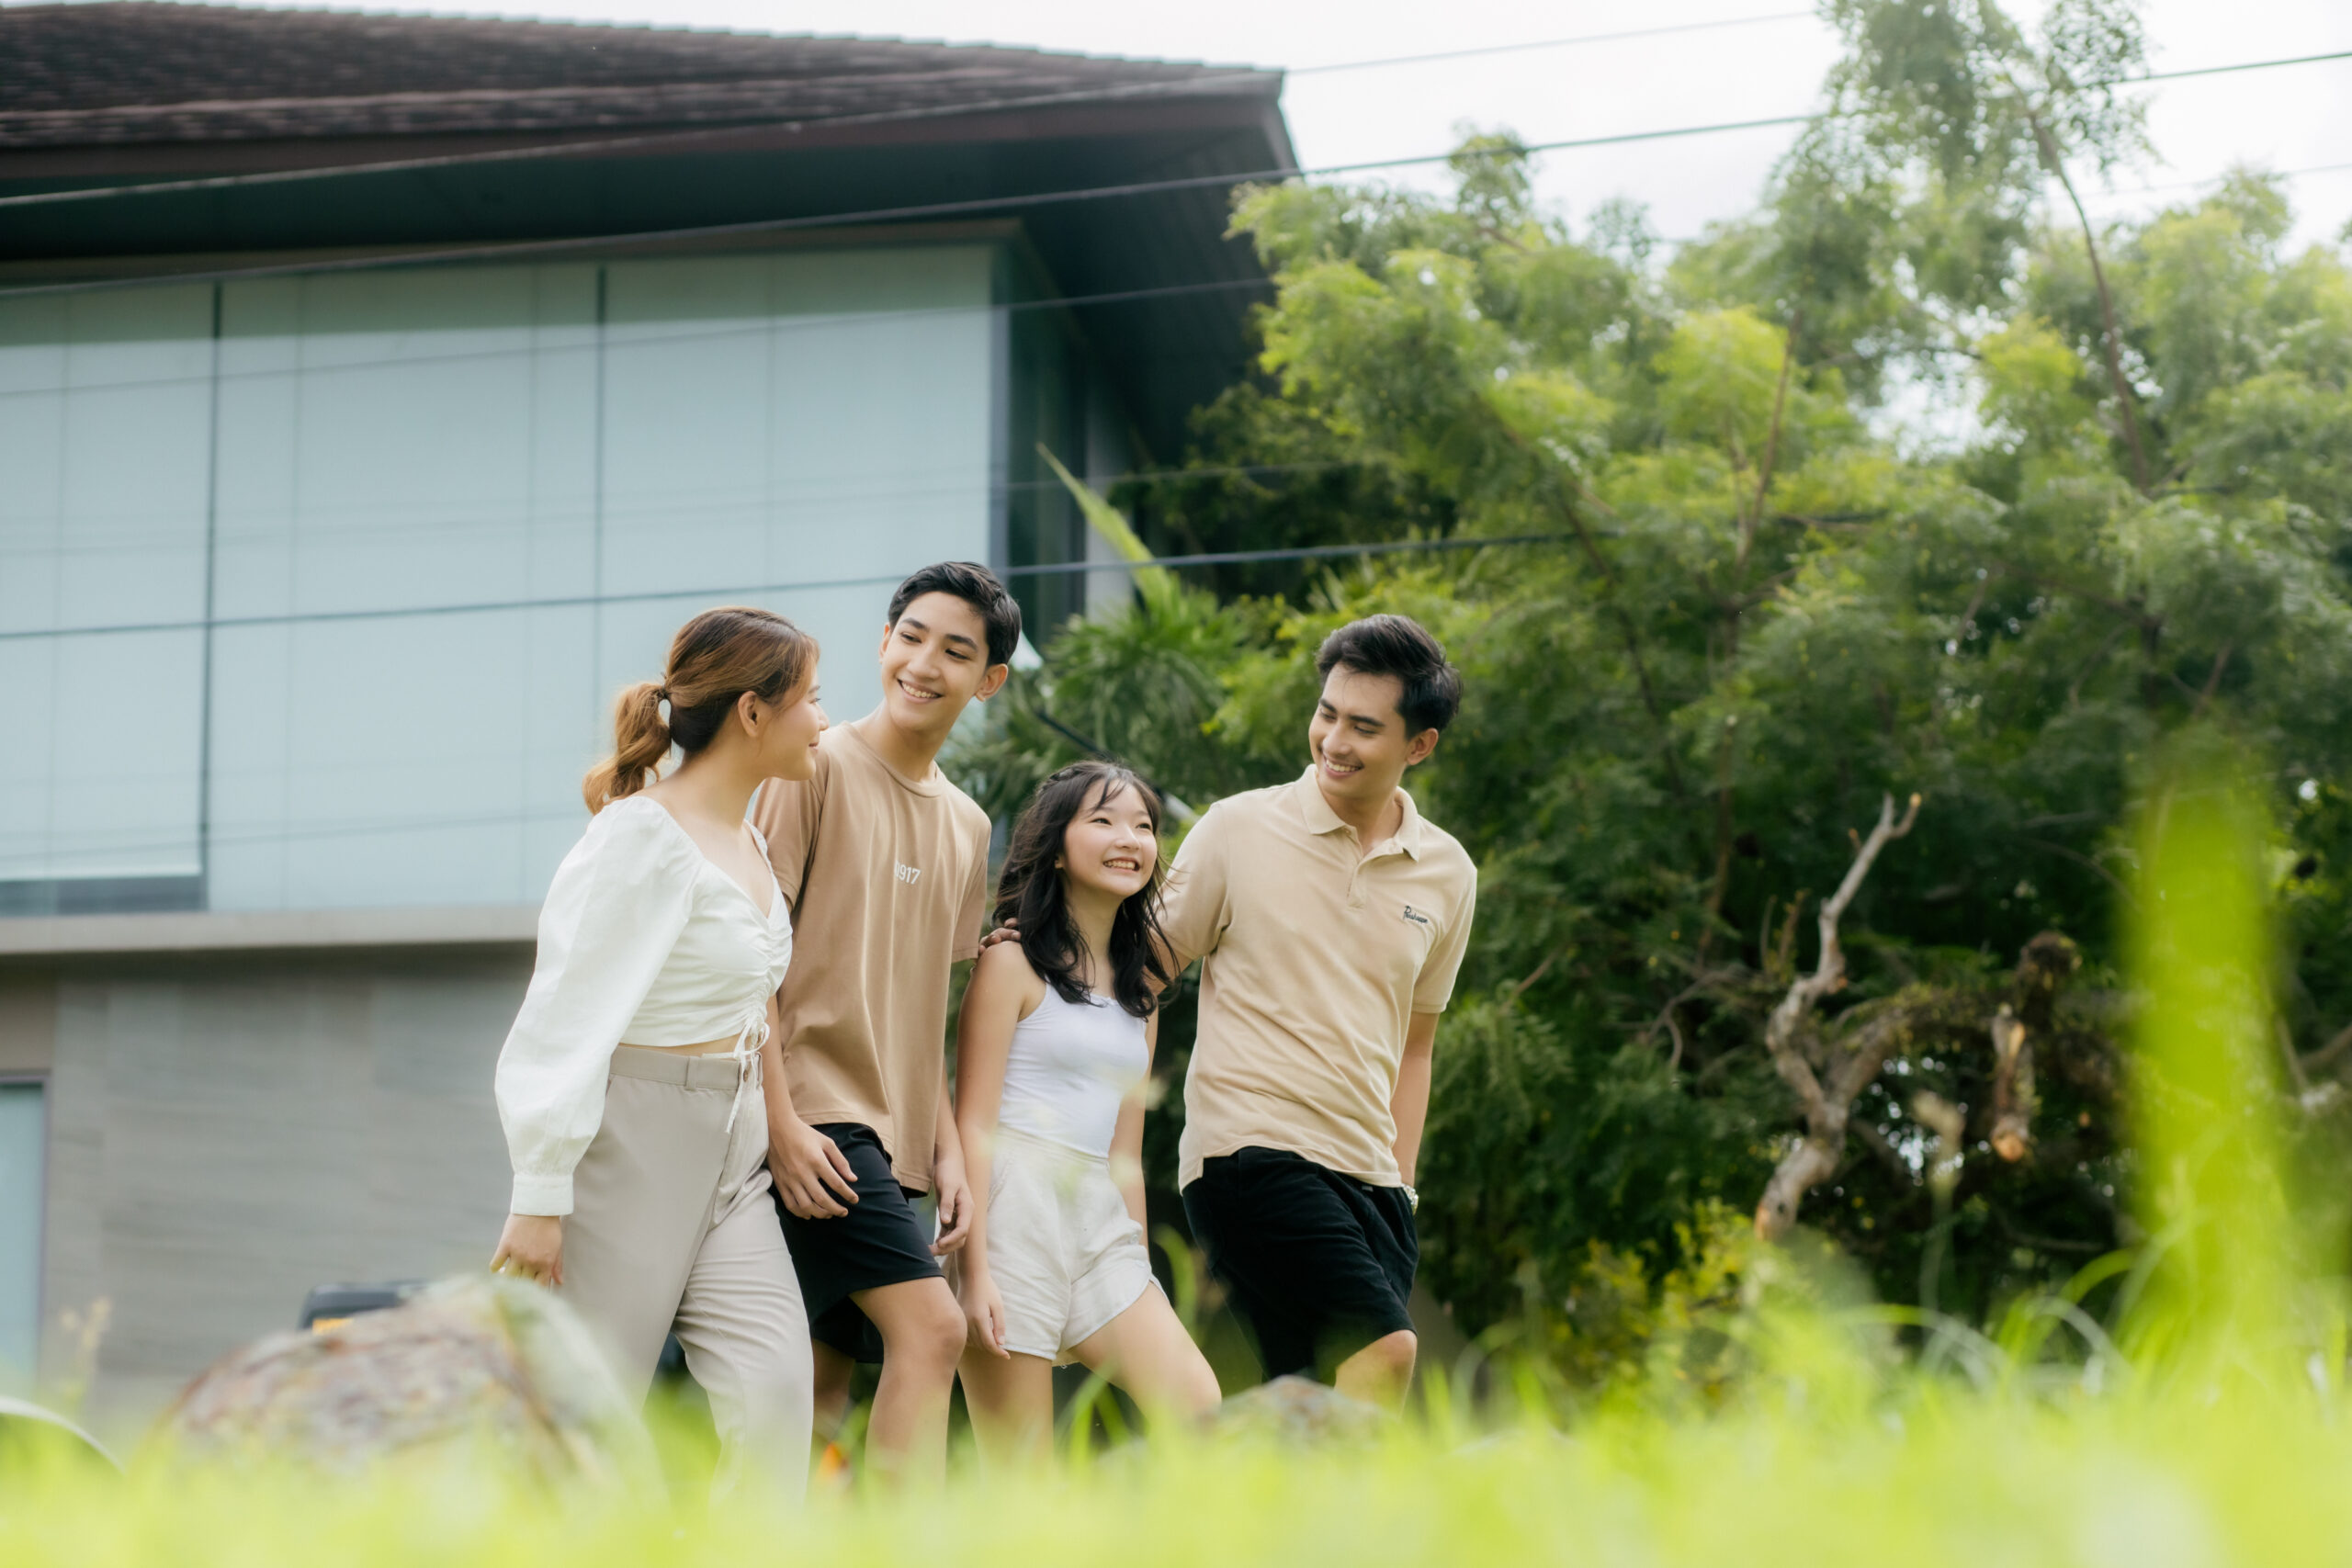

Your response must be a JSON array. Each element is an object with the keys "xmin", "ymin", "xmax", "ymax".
[{"xmin": 722, "ymin": 1009, "xmax": 767, "ymax": 1135}]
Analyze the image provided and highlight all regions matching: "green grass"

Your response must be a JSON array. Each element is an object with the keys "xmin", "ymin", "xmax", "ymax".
[
  {"xmin": 6, "ymin": 752, "xmax": 2344, "ymax": 1562},
  {"xmin": 6, "ymin": 1377, "xmax": 2350, "ymax": 1568}
]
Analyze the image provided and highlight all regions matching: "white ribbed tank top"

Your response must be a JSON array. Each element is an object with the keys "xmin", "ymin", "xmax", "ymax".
[{"xmin": 996, "ymin": 986, "xmax": 1149, "ymax": 1159}]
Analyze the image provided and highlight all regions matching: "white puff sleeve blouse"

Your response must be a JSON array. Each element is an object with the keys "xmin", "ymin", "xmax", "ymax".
[{"xmin": 493, "ymin": 795, "xmax": 791, "ymax": 1216}]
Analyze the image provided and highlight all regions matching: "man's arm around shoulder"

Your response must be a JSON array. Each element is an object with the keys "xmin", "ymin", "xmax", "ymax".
[{"xmin": 1158, "ymin": 801, "xmax": 1234, "ymax": 973}]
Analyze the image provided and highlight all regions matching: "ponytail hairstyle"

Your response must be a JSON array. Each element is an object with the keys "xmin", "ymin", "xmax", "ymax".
[
  {"xmin": 582, "ymin": 606, "xmax": 817, "ymax": 814},
  {"xmin": 992, "ymin": 761, "xmax": 1172, "ymax": 1019}
]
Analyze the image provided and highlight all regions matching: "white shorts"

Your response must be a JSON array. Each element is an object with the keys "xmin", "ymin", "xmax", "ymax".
[{"xmin": 985, "ymin": 1127, "xmax": 1159, "ymax": 1364}]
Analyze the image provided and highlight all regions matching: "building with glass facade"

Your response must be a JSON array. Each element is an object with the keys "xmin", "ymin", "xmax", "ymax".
[{"xmin": 0, "ymin": 2, "xmax": 1292, "ymax": 1420}]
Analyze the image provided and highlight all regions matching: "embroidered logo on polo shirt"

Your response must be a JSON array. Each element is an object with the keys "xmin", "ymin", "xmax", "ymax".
[
  {"xmin": 895, "ymin": 863, "xmax": 923, "ymax": 886},
  {"xmin": 1400, "ymin": 905, "xmax": 1432, "ymax": 927}
]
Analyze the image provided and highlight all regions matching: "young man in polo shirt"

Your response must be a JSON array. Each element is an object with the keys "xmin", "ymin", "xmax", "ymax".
[
  {"xmin": 755, "ymin": 561, "xmax": 1016, "ymax": 1487},
  {"xmin": 1160, "ymin": 614, "xmax": 1475, "ymax": 1406}
]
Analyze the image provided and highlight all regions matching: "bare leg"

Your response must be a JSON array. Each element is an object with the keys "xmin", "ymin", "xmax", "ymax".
[
  {"xmin": 851, "ymin": 1276, "xmax": 965, "ymax": 1489},
  {"xmin": 956, "ymin": 1348, "xmax": 1056, "ymax": 1466},
  {"xmin": 1333, "ymin": 1328, "xmax": 1416, "ymax": 1408},
  {"xmin": 812, "ymin": 1342, "xmax": 856, "ymax": 1442},
  {"xmin": 1069, "ymin": 1286, "xmax": 1223, "ymax": 1422}
]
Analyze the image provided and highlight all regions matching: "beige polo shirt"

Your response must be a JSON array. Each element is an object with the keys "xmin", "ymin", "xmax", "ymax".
[
  {"xmin": 755, "ymin": 723, "xmax": 991, "ymax": 1191},
  {"xmin": 1164, "ymin": 768, "xmax": 1477, "ymax": 1190}
]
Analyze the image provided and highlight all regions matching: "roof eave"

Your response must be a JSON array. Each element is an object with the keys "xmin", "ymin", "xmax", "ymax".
[{"xmin": 0, "ymin": 81, "xmax": 1288, "ymax": 178}]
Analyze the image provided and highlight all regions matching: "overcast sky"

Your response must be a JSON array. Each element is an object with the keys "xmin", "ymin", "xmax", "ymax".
[{"xmin": 234, "ymin": 0, "xmax": 2352, "ymax": 250}]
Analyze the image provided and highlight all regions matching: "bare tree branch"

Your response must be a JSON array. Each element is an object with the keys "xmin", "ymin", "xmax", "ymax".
[
  {"xmin": 2016, "ymin": 833, "xmax": 2131, "ymax": 897},
  {"xmin": 1700, "ymin": 717, "xmax": 1738, "ymax": 962},
  {"xmin": 1912, "ymin": 1090, "xmax": 1965, "ymax": 1195},
  {"xmin": 2066, "ymin": 620, "xmax": 2131, "ymax": 707},
  {"xmin": 1988, "ymin": 1003, "xmax": 2036, "ymax": 1161},
  {"xmin": 1769, "ymin": 893, "xmax": 1807, "ymax": 985},
  {"xmin": 1659, "ymin": 1000, "xmax": 1689, "ymax": 1076},
  {"xmin": 2277, "ymin": 1016, "xmax": 2313, "ymax": 1097},
  {"xmin": 2301, "ymin": 1020, "xmax": 2352, "ymax": 1077},
  {"xmin": 1849, "ymin": 1117, "xmax": 1915, "ymax": 1184},
  {"xmin": 2188, "ymin": 641, "xmax": 2233, "ymax": 720},
  {"xmin": 1989, "ymin": 561, "xmax": 2158, "ymax": 629},
  {"xmin": 1532, "ymin": 469, "xmax": 1692, "ymax": 813},
  {"xmin": 2020, "ymin": 104, "xmax": 2152, "ymax": 494},
  {"xmin": 1738, "ymin": 310, "xmax": 1802, "ymax": 581},
  {"xmin": 1755, "ymin": 791, "xmax": 1923, "ymax": 1240}
]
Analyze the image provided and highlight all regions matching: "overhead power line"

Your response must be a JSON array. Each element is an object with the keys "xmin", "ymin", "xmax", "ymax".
[
  {"xmin": 0, "ymin": 454, "xmax": 1378, "ymax": 562},
  {"xmin": 2084, "ymin": 158, "xmax": 2352, "ymax": 204},
  {"xmin": 5, "ymin": 144, "xmax": 2349, "ymax": 405},
  {"xmin": 2, "ymin": 37, "xmax": 2344, "ymax": 220},
  {"xmin": 0, "ymin": 109, "xmax": 1813, "ymax": 226},
  {"xmin": 0, "ymin": 8, "xmax": 1821, "ymax": 214},
  {"xmin": 1287, "ymin": 12, "xmax": 1815, "ymax": 74},
  {"xmin": 0, "ymin": 70, "xmax": 1285, "ymax": 212},
  {"xmin": 1011, "ymin": 530, "xmax": 1568, "ymax": 574},
  {"xmin": 0, "ymin": 532, "xmax": 1569, "ymax": 646},
  {"xmin": 0, "ymin": 527, "xmax": 1566, "ymax": 864},
  {"xmin": 0, "ymin": 273, "xmax": 1274, "ymax": 384},
  {"xmin": 2129, "ymin": 48, "xmax": 2352, "ymax": 86},
  {"xmin": 0, "ymin": 110, "xmax": 1826, "ymax": 300},
  {"xmin": 17, "ymin": 138, "xmax": 2346, "ymax": 392},
  {"xmin": 0, "ymin": 118, "xmax": 1782, "ymax": 299}
]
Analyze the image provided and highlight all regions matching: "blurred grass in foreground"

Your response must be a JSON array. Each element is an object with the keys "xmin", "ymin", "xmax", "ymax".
[
  {"xmin": 6, "ymin": 1391, "xmax": 2348, "ymax": 1567},
  {"xmin": 6, "ymin": 746, "xmax": 2346, "ymax": 1563}
]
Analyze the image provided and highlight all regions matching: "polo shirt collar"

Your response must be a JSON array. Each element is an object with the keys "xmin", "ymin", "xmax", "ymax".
[{"xmin": 1292, "ymin": 767, "xmax": 1426, "ymax": 859}]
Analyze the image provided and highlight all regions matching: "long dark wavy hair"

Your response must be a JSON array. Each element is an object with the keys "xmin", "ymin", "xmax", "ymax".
[{"xmin": 993, "ymin": 761, "xmax": 1171, "ymax": 1019}]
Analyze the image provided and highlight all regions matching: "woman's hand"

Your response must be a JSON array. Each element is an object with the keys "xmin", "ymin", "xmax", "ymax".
[
  {"xmin": 959, "ymin": 1267, "xmax": 1010, "ymax": 1358},
  {"xmin": 978, "ymin": 917, "xmax": 1020, "ymax": 950},
  {"xmin": 491, "ymin": 1213, "xmax": 565, "ymax": 1287},
  {"xmin": 770, "ymin": 1117, "xmax": 860, "ymax": 1219},
  {"xmin": 932, "ymin": 1149, "xmax": 974, "ymax": 1255}
]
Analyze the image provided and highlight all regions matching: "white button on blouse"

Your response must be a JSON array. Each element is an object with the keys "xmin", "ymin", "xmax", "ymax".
[{"xmin": 494, "ymin": 795, "xmax": 792, "ymax": 1216}]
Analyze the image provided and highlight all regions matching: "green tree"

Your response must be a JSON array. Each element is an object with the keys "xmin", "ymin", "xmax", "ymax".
[{"xmin": 951, "ymin": 6, "xmax": 2352, "ymax": 1375}]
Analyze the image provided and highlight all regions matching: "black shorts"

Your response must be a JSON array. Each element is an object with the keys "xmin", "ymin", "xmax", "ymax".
[
  {"xmin": 774, "ymin": 1122, "xmax": 944, "ymax": 1364},
  {"xmin": 1182, "ymin": 1145, "xmax": 1418, "ymax": 1382}
]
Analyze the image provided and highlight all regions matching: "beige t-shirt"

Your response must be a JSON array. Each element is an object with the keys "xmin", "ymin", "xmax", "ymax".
[
  {"xmin": 1163, "ymin": 768, "xmax": 1477, "ymax": 1190},
  {"xmin": 756, "ymin": 722, "xmax": 991, "ymax": 1191}
]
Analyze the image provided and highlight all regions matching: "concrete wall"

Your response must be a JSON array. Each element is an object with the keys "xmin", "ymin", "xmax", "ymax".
[{"xmin": 13, "ymin": 947, "xmax": 528, "ymax": 1428}]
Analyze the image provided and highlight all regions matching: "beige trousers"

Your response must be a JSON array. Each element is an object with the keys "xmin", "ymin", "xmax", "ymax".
[{"xmin": 562, "ymin": 1045, "xmax": 812, "ymax": 1499}]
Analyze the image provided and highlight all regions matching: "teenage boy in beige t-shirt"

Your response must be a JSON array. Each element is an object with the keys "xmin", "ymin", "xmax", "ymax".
[
  {"xmin": 1162, "ymin": 615, "xmax": 1476, "ymax": 1407},
  {"xmin": 755, "ymin": 561, "xmax": 1015, "ymax": 1488}
]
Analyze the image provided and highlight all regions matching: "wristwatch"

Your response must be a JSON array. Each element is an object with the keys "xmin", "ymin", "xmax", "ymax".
[{"xmin": 1402, "ymin": 1183, "xmax": 1419, "ymax": 1214}]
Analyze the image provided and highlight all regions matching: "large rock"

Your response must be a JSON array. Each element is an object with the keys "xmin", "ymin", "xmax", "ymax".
[
  {"xmin": 150, "ymin": 1275, "xmax": 655, "ymax": 1489},
  {"xmin": 1204, "ymin": 1374, "xmax": 1391, "ymax": 1447}
]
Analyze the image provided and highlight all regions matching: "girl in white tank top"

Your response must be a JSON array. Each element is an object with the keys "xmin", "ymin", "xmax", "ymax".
[
  {"xmin": 995, "ymin": 985, "xmax": 1149, "ymax": 1156},
  {"xmin": 951, "ymin": 761, "xmax": 1223, "ymax": 1457}
]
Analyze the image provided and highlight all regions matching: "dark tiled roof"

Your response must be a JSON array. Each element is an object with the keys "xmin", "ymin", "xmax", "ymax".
[{"xmin": 0, "ymin": 2, "xmax": 1280, "ymax": 148}]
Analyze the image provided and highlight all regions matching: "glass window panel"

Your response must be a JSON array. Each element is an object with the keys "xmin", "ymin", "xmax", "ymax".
[
  {"xmin": 601, "ymin": 246, "xmax": 994, "ymax": 637},
  {"xmin": 10, "ymin": 245, "xmax": 1001, "ymax": 913},
  {"xmin": 206, "ymin": 606, "xmax": 598, "ymax": 911},
  {"xmin": 1004, "ymin": 303, "xmax": 1088, "ymax": 639},
  {"xmin": 1083, "ymin": 378, "xmax": 1138, "ymax": 616},
  {"xmin": 0, "ymin": 629, "xmax": 204, "ymax": 883},
  {"xmin": 212, "ymin": 266, "xmax": 598, "ymax": 623},
  {"xmin": 0, "ymin": 286, "xmax": 213, "ymax": 636},
  {"xmin": 0, "ymin": 1081, "xmax": 44, "ymax": 1389}
]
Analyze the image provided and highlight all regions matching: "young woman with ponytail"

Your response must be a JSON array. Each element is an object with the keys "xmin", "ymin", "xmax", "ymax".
[{"xmin": 492, "ymin": 606, "xmax": 826, "ymax": 1498}]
